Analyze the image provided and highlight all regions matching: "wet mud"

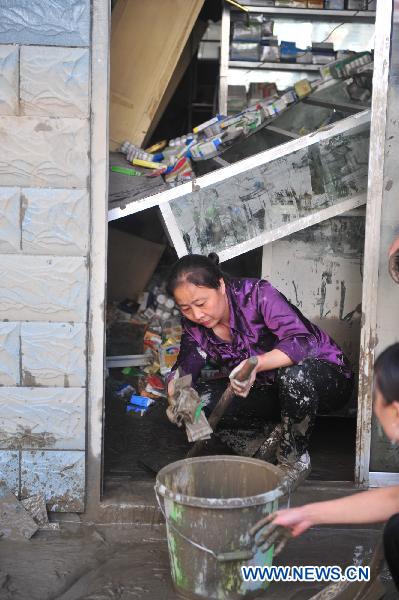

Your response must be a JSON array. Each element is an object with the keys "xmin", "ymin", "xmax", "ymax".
[{"xmin": 0, "ymin": 520, "xmax": 395, "ymax": 600}]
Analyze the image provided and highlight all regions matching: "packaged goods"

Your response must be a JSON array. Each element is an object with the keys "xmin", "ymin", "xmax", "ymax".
[
  {"xmin": 230, "ymin": 42, "xmax": 260, "ymax": 62},
  {"xmin": 260, "ymin": 37, "xmax": 280, "ymax": 62}
]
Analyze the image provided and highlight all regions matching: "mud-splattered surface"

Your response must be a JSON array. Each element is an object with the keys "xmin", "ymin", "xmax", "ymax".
[
  {"xmin": 104, "ymin": 375, "xmax": 356, "ymax": 504},
  {"xmin": 0, "ymin": 520, "xmax": 396, "ymax": 599}
]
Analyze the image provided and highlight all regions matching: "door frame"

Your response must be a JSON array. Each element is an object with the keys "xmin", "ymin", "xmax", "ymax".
[
  {"xmin": 86, "ymin": 0, "xmax": 397, "ymax": 517},
  {"xmin": 355, "ymin": 0, "xmax": 394, "ymax": 487},
  {"xmin": 86, "ymin": 0, "xmax": 110, "ymax": 517}
]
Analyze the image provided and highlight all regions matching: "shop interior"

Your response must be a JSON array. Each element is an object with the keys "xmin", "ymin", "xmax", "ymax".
[{"xmin": 104, "ymin": 0, "xmax": 375, "ymax": 502}]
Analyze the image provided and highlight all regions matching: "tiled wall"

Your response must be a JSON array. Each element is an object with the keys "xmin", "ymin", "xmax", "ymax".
[{"xmin": 0, "ymin": 0, "xmax": 91, "ymax": 511}]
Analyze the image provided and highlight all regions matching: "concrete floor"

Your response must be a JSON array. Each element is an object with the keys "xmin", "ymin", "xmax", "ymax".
[
  {"xmin": 12, "ymin": 380, "xmax": 389, "ymax": 599},
  {"xmin": 103, "ymin": 376, "xmax": 356, "ymax": 500},
  {"xmin": 0, "ymin": 485, "xmax": 397, "ymax": 600},
  {"xmin": 0, "ymin": 522, "xmax": 395, "ymax": 600}
]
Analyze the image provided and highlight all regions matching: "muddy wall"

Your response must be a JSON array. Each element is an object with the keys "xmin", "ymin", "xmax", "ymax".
[
  {"xmin": 0, "ymin": 0, "xmax": 93, "ymax": 511},
  {"xmin": 369, "ymin": 6, "xmax": 399, "ymax": 472},
  {"xmin": 262, "ymin": 210, "xmax": 365, "ymax": 413}
]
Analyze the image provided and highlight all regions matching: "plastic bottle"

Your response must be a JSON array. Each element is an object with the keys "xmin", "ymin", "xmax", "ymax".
[
  {"xmin": 165, "ymin": 298, "xmax": 175, "ymax": 310},
  {"xmin": 120, "ymin": 140, "xmax": 156, "ymax": 163},
  {"xmin": 156, "ymin": 294, "xmax": 166, "ymax": 306}
]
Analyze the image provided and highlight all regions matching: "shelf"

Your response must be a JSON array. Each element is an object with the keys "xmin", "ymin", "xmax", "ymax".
[
  {"xmin": 228, "ymin": 60, "xmax": 323, "ymax": 71},
  {"xmin": 236, "ymin": 7, "xmax": 376, "ymax": 21},
  {"xmin": 218, "ymin": 3, "xmax": 375, "ymax": 114}
]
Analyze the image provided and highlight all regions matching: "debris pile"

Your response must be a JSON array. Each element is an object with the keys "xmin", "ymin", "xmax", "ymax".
[
  {"xmin": 167, "ymin": 373, "xmax": 213, "ymax": 442},
  {"xmin": 106, "ymin": 278, "xmax": 183, "ymax": 418},
  {"xmin": 113, "ymin": 50, "xmax": 372, "ymax": 188},
  {"xmin": 0, "ymin": 487, "xmax": 59, "ymax": 541}
]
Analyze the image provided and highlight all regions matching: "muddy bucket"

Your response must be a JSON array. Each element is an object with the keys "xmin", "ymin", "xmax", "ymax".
[{"xmin": 155, "ymin": 455, "xmax": 285, "ymax": 600}]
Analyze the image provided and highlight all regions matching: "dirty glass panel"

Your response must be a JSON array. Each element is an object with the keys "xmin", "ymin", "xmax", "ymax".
[
  {"xmin": 216, "ymin": 127, "xmax": 289, "ymax": 165},
  {"xmin": 310, "ymin": 79, "xmax": 372, "ymax": 109},
  {"xmin": 219, "ymin": 81, "xmax": 364, "ymax": 165},
  {"xmin": 369, "ymin": 5, "xmax": 399, "ymax": 473},
  {"xmin": 168, "ymin": 123, "xmax": 370, "ymax": 256},
  {"xmin": 271, "ymin": 102, "xmax": 346, "ymax": 136}
]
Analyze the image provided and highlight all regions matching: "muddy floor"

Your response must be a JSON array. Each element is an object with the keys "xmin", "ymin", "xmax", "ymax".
[
  {"xmin": 0, "ymin": 518, "xmax": 396, "ymax": 600},
  {"xmin": 103, "ymin": 375, "xmax": 356, "ymax": 498}
]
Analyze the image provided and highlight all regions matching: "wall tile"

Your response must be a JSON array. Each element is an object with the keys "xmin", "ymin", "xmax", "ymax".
[
  {"xmin": 0, "ymin": 1, "xmax": 90, "ymax": 47},
  {"xmin": 22, "ymin": 188, "xmax": 89, "ymax": 255},
  {"xmin": 0, "ymin": 322, "xmax": 20, "ymax": 386},
  {"xmin": 0, "ymin": 116, "xmax": 89, "ymax": 188},
  {"xmin": 21, "ymin": 47, "xmax": 89, "ymax": 117},
  {"xmin": 0, "ymin": 451, "xmax": 19, "ymax": 496},
  {"xmin": 0, "ymin": 45, "xmax": 18, "ymax": 115},
  {"xmin": 21, "ymin": 450, "xmax": 85, "ymax": 511},
  {"xmin": 21, "ymin": 322, "xmax": 86, "ymax": 386},
  {"xmin": 0, "ymin": 187, "xmax": 20, "ymax": 252},
  {"xmin": 0, "ymin": 387, "xmax": 85, "ymax": 450},
  {"xmin": 0, "ymin": 255, "xmax": 88, "ymax": 321}
]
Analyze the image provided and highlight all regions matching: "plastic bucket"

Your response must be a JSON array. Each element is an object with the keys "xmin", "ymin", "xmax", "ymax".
[{"xmin": 155, "ymin": 455, "xmax": 285, "ymax": 599}]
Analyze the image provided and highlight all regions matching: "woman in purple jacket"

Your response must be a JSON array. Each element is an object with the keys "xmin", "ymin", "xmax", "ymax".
[{"xmin": 166, "ymin": 253, "xmax": 354, "ymax": 486}]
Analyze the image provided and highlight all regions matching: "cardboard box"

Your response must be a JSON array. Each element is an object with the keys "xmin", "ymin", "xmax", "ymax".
[
  {"xmin": 346, "ymin": 0, "xmax": 366, "ymax": 8},
  {"xmin": 325, "ymin": 0, "xmax": 345, "ymax": 7},
  {"xmin": 275, "ymin": 1, "xmax": 308, "ymax": 6},
  {"xmin": 294, "ymin": 78, "xmax": 312, "ymax": 98},
  {"xmin": 110, "ymin": 0, "xmax": 204, "ymax": 150},
  {"xmin": 107, "ymin": 228, "xmax": 165, "ymax": 301}
]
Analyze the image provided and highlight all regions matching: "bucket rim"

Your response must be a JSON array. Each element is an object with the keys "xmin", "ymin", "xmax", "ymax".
[{"xmin": 155, "ymin": 455, "xmax": 286, "ymax": 509}]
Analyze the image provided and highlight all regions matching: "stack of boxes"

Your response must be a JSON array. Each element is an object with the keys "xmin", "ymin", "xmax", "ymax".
[
  {"xmin": 226, "ymin": 85, "xmax": 248, "ymax": 114},
  {"xmin": 230, "ymin": 14, "xmax": 276, "ymax": 62},
  {"xmin": 229, "ymin": 16, "xmax": 340, "ymax": 66}
]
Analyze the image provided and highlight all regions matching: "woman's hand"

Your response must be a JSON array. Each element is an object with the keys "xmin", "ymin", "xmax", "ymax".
[
  {"xmin": 267, "ymin": 506, "xmax": 314, "ymax": 537},
  {"xmin": 229, "ymin": 359, "xmax": 257, "ymax": 397},
  {"xmin": 167, "ymin": 379, "xmax": 175, "ymax": 406}
]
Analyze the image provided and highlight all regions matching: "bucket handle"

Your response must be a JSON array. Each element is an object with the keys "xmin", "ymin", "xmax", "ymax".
[{"xmin": 155, "ymin": 487, "xmax": 254, "ymax": 562}]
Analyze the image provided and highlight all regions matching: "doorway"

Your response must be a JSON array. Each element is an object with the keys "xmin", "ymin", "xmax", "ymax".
[
  {"xmin": 99, "ymin": 0, "xmax": 377, "ymax": 506},
  {"xmin": 103, "ymin": 208, "xmax": 363, "ymax": 502}
]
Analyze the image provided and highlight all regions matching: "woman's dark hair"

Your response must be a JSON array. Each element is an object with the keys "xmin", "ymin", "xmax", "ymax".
[
  {"xmin": 374, "ymin": 343, "xmax": 399, "ymax": 404},
  {"xmin": 166, "ymin": 253, "xmax": 225, "ymax": 296}
]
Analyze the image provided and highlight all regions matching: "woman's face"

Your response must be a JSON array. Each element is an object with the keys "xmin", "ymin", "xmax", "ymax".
[
  {"xmin": 373, "ymin": 385, "xmax": 399, "ymax": 443},
  {"xmin": 173, "ymin": 279, "xmax": 228, "ymax": 328}
]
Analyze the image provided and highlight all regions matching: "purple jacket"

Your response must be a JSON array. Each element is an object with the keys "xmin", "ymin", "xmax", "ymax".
[{"xmin": 169, "ymin": 278, "xmax": 353, "ymax": 386}]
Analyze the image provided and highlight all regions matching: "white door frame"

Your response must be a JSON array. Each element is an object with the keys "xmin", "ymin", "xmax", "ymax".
[
  {"xmin": 355, "ymin": 0, "xmax": 394, "ymax": 487},
  {"xmin": 86, "ymin": 0, "xmax": 110, "ymax": 516}
]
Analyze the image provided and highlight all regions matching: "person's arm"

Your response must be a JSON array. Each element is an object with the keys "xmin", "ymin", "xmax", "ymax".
[
  {"xmin": 257, "ymin": 281, "xmax": 319, "ymax": 367},
  {"xmin": 230, "ymin": 349, "xmax": 293, "ymax": 396},
  {"xmin": 230, "ymin": 282, "xmax": 316, "ymax": 396},
  {"xmin": 389, "ymin": 236, "xmax": 399, "ymax": 257},
  {"xmin": 270, "ymin": 486, "xmax": 399, "ymax": 537},
  {"xmin": 256, "ymin": 348, "xmax": 293, "ymax": 373},
  {"xmin": 258, "ymin": 281, "xmax": 318, "ymax": 358}
]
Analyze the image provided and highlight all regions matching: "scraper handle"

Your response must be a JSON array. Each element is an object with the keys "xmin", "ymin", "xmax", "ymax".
[
  {"xmin": 208, "ymin": 356, "xmax": 258, "ymax": 429},
  {"xmin": 233, "ymin": 356, "xmax": 259, "ymax": 382},
  {"xmin": 186, "ymin": 357, "xmax": 258, "ymax": 458}
]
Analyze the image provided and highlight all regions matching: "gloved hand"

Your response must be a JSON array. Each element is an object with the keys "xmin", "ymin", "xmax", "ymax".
[
  {"xmin": 167, "ymin": 378, "xmax": 176, "ymax": 407},
  {"xmin": 229, "ymin": 359, "xmax": 257, "ymax": 398},
  {"xmin": 166, "ymin": 373, "xmax": 178, "ymax": 425}
]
